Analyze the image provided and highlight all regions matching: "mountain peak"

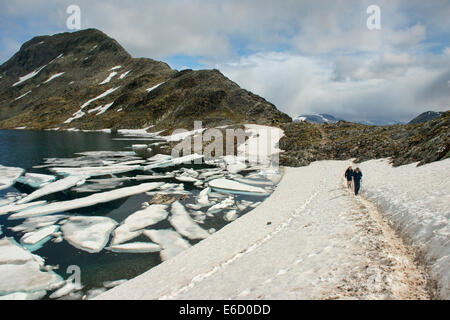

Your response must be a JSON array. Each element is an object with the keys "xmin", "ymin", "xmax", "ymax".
[{"xmin": 0, "ymin": 29, "xmax": 290, "ymax": 131}]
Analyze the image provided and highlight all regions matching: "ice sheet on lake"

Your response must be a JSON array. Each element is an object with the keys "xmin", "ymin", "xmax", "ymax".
[
  {"xmin": 16, "ymin": 173, "xmax": 56, "ymax": 188},
  {"xmin": 10, "ymin": 183, "xmax": 164, "ymax": 219},
  {"xmin": 61, "ymin": 216, "xmax": 118, "ymax": 253},
  {"xmin": 110, "ymin": 225, "xmax": 143, "ymax": 246},
  {"xmin": 144, "ymin": 229, "xmax": 191, "ymax": 261},
  {"xmin": 0, "ymin": 165, "xmax": 24, "ymax": 191},
  {"xmin": 208, "ymin": 178, "xmax": 269, "ymax": 196},
  {"xmin": 106, "ymin": 242, "xmax": 161, "ymax": 253},
  {"xmin": 0, "ymin": 201, "xmax": 47, "ymax": 216},
  {"xmin": 0, "ymin": 238, "xmax": 62, "ymax": 295},
  {"xmin": 21, "ymin": 225, "xmax": 59, "ymax": 245},
  {"xmin": 144, "ymin": 154, "xmax": 204, "ymax": 170},
  {"xmin": 0, "ymin": 290, "xmax": 46, "ymax": 300},
  {"xmin": 121, "ymin": 204, "xmax": 169, "ymax": 231},
  {"xmin": 11, "ymin": 214, "xmax": 67, "ymax": 233},
  {"xmin": 16, "ymin": 176, "xmax": 86, "ymax": 205},
  {"xmin": 50, "ymin": 165, "xmax": 140, "ymax": 177},
  {"xmin": 170, "ymin": 201, "xmax": 209, "ymax": 240}
]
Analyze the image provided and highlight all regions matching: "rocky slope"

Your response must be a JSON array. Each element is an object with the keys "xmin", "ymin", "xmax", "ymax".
[
  {"xmin": 0, "ymin": 29, "xmax": 291, "ymax": 132},
  {"xmin": 280, "ymin": 111, "xmax": 450, "ymax": 167},
  {"xmin": 408, "ymin": 111, "xmax": 444, "ymax": 124}
]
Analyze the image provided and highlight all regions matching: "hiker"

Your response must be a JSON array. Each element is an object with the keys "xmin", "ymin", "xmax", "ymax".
[
  {"xmin": 353, "ymin": 168, "xmax": 363, "ymax": 196},
  {"xmin": 344, "ymin": 166, "xmax": 353, "ymax": 189}
]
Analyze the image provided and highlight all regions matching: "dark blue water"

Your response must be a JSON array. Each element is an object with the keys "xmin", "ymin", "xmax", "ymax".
[{"xmin": 0, "ymin": 129, "xmax": 266, "ymax": 299}]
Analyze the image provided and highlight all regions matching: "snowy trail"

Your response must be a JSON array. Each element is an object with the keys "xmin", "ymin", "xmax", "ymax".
[{"xmin": 97, "ymin": 161, "xmax": 433, "ymax": 300}]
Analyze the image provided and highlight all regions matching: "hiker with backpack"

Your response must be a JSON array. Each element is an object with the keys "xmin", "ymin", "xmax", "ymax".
[
  {"xmin": 353, "ymin": 168, "xmax": 363, "ymax": 196},
  {"xmin": 344, "ymin": 166, "xmax": 354, "ymax": 189}
]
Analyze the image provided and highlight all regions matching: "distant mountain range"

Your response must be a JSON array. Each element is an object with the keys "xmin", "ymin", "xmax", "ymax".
[
  {"xmin": 293, "ymin": 111, "xmax": 446, "ymax": 126},
  {"xmin": 0, "ymin": 29, "xmax": 291, "ymax": 131}
]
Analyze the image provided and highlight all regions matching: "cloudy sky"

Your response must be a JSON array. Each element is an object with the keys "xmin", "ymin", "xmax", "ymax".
[{"xmin": 1, "ymin": 0, "xmax": 449, "ymax": 123}]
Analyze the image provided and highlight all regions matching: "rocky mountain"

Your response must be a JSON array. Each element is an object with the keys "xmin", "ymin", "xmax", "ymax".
[
  {"xmin": 408, "ymin": 111, "xmax": 444, "ymax": 124},
  {"xmin": 280, "ymin": 111, "xmax": 450, "ymax": 167},
  {"xmin": 0, "ymin": 29, "xmax": 291, "ymax": 132},
  {"xmin": 293, "ymin": 114, "xmax": 341, "ymax": 124}
]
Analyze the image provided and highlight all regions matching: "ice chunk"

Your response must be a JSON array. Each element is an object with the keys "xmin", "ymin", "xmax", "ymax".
[
  {"xmin": 85, "ymin": 287, "xmax": 107, "ymax": 300},
  {"xmin": 103, "ymin": 279, "xmax": 128, "ymax": 289},
  {"xmin": 175, "ymin": 175, "xmax": 200, "ymax": 183},
  {"xmin": 170, "ymin": 201, "xmax": 209, "ymax": 240},
  {"xmin": 50, "ymin": 165, "xmax": 140, "ymax": 177},
  {"xmin": 106, "ymin": 242, "xmax": 161, "ymax": 253},
  {"xmin": 0, "ymin": 238, "xmax": 61, "ymax": 294},
  {"xmin": 10, "ymin": 182, "xmax": 164, "ymax": 220},
  {"xmin": 49, "ymin": 281, "xmax": 82, "ymax": 299},
  {"xmin": 16, "ymin": 176, "xmax": 86, "ymax": 205},
  {"xmin": 207, "ymin": 196, "xmax": 234, "ymax": 214},
  {"xmin": 10, "ymin": 215, "xmax": 67, "ymax": 233},
  {"xmin": 110, "ymin": 225, "xmax": 142, "ymax": 246},
  {"xmin": 132, "ymin": 144, "xmax": 152, "ymax": 158},
  {"xmin": 21, "ymin": 225, "xmax": 59, "ymax": 245},
  {"xmin": 198, "ymin": 187, "xmax": 211, "ymax": 205},
  {"xmin": 16, "ymin": 173, "xmax": 56, "ymax": 188},
  {"xmin": 0, "ymin": 238, "xmax": 36, "ymax": 264},
  {"xmin": 61, "ymin": 216, "xmax": 118, "ymax": 253},
  {"xmin": 144, "ymin": 154, "xmax": 204, "ymax": 170},
  {"xmin": 208, "ymin": 178, "xmax": 269, "ymax": 196},
  {"xmin": 0, "ymin": 290, "xmax": 46, "ymax": 300},
  {"xmin": 143, "ymin": 229, "xmax": 191, "ymax": 261},
  {"xmin": 0, "ymin": 165, "xmax": 24, "ymax": 191},
  {"xmin": 0, "ymin": 200, "xmax": 47, "ymax": 216},
  {"xmin": 147, "ymin": 154, "xmax": 172, "ymax": 162},
  {"xmin": 224, "ymin": 209, "xmax": 238, "ymax": 222},
  {"xmin": 121, "ymin": 204, "xmax": 168, "ymax": 231}
]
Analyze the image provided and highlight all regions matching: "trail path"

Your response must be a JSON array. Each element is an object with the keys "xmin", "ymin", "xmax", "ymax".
[{"xmin": 97, "ymin": 161, "xmax": 431, "ymax": 300}]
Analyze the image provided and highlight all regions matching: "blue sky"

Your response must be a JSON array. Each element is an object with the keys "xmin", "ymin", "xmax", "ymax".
[{"xmin": 1, "ymin": 0, "xmax": 449, "ymax": 123}]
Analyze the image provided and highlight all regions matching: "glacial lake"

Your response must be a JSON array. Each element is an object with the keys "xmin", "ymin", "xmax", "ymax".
[{"xmin": 0, "ymin": 129, "xmax": 273, "ymax": 299}]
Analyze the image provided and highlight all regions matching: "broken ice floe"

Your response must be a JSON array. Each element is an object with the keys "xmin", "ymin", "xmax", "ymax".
[
  {"xmin": 207, "ymin": 196, "xmax": 235, "ymax": 214},
  {"xmin": 20, "ymin": 225, "xmax": 59, "ymax": 246},
  {"xmin": 9, "ymin": 182, "xmax": 164, "ymax": 220},
  {"xmin": 16, "ymin": 173, "xmax": 56, "ymax": 188},
  {"xmin": 144, "ymin": 154, "xmax": 204, "ymax": 170},
  {"xmin": 169, "ymin": 201, "xmax": 209, "ymax": 240},
  {"xmin": 0, "ymin": 200, "xmax": 47, "ymax": 216},
  {"xmin": 0, "ymin": 165, "xmax": 24, "ymax": 191},
  {"xmin": 143, "ymin": 229, "xmax": 191, "ymax": 261},
  {"xmin": 61, "ymin": 216, "xmax": 118, "ymax": 253},
  {"xmin": 120, "ymin": 204, "xmax": 168, "ymax": 232},
  {"xmin": 10, "ymin": 215, "xmax": 67, "ymax": 233},
  {"xmin": 49, "ymin": 281, "xmax": 83, "ymax": 299},
  {"xmin": 106, "ymin": 242, "xmax": 161, "ymax": 253},
  {"xmin": 16, "ymin": 176, "xmax": 86, "ymax": 205},
  {"xmin": 50, "ymin": 165, "xmax": 140, "ymax": 177},
  {"xmin": 208, "ymin": 178, "xmax": 269, "ymax": 196},
  {"xmin": 0, "ymin": 238, "xmax": 62, "ymax": 295},
  {"xmin": 132, "ymin": 144, "xmax": 152, "ymax": 158}
]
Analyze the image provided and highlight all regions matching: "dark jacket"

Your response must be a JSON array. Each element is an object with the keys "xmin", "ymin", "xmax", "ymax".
[
  {"xmin": 353, "ymin": 171, "xmax": 363, "ymax": 182},
  {"xmin": 345, "ymin": 168, "xmax": 354, "ymax": 180}
]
